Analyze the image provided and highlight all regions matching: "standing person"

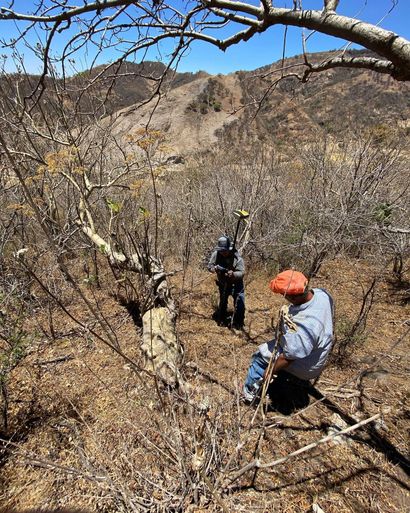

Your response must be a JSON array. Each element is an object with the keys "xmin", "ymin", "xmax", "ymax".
[
  {"xmin": 208, "ymin": 235, "xmax": 245, "ymax": 329},
  {"xmin": 242, "ymin": 270, "xmax": 334, "ymax": 408}
]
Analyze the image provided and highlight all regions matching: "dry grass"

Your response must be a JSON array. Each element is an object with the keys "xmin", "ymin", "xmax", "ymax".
[{"xmin": 0, "ymin": 257, "xmax": 409, "ymax": 512}]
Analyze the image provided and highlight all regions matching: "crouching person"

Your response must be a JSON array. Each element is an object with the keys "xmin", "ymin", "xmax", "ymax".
[{"xmin": 243, "ymin": 270, "xmax": 334, "ymax": 412}]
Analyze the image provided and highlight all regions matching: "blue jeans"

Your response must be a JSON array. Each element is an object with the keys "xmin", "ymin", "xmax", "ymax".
[
  {"xmin": 217, "ymin": 280, "xmax": 245, "ymax": 327},
  {"xmin": 244, "ymin": 352, "xmax": 311, "ymax": 413},
  {"xmin": 244, "ymin": 352, "xmax": 268, "ymax": 391}
]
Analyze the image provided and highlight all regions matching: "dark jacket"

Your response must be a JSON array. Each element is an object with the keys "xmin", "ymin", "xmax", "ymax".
[{"xmin": 208, "ymin": 250, "xmax": 245, "ymax": 282}]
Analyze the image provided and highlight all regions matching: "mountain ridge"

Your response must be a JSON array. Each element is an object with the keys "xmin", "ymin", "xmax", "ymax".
[
  {"xmin": 1, "ymin": 50, "xmax": 408, "ymax": 157},
  {"xmin": 101, "ymin": 50, "xmax": 409, "ymax": 156}
]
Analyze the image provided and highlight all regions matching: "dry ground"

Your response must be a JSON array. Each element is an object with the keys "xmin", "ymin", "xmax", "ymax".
[{"xmin": 0, "ymin": 257, "xmax": 409, "ymax": 512}]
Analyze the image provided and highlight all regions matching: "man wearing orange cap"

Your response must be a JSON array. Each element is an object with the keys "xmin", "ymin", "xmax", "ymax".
[{"xmin": 242, "ymin": 270, "xmax": 334, "ymax": 407}]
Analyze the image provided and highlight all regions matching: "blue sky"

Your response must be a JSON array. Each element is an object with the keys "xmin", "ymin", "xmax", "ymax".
[
  {"xmin": 1, "ymin": 0, "xmax": 409, "ymax": 75},
  {"xmin": 179, "ymin": 0, "xmax": 410, "ymax": 73}
]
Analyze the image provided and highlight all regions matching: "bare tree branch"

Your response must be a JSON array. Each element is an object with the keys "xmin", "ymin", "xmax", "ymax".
[
  {"xmin": 383, "ymin": 226, "xmax": 410, "ymax": 235},
  {"xmin": 0, "ymin": 1, "xmax": 409, "ymax": 80}
]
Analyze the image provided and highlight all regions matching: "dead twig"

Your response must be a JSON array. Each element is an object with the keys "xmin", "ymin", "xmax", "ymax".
[
  {"xmin": 34, "ymin": 354, "xmax": 74, "ymax": 366},
  {"xmin": 222, "ymin": 413, "xmax": 381, "ymax": 489}
]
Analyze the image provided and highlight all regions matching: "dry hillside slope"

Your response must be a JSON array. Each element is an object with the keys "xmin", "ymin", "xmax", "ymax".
[
  {"xmin": 107, "ymin": 74, "xmax": 244, "ymax": 156},
  {"xmin": 0, "ymin": 259, "xmax": 409, "ymax": 511},
  {"xmin": 1, "ymin": 51, "xmax": 408, "ymax": 159},
  {"xmin": 97, "ymin": 51, "xmax": 410, "ymax": 158}
]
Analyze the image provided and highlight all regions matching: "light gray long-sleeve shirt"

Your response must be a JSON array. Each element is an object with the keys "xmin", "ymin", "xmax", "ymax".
[{"xmin": 258, "ymin": 288, "xmax": 334, "ymax": 380}]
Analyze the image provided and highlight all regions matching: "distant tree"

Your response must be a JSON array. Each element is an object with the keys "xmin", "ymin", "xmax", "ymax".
[{"xmin": 0, "ymin": 0, "xmax": 409, "ymax": 83}]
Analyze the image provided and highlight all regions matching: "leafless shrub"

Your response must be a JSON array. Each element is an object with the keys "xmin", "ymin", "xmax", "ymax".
[
  {"xmin": 0, "ymin": 53, "xmax": 408, "ymax": 512},
  {"xmin": 0, "ymin": 265, "xmax": 36, "ymax": 434},
  {"xmin": 155, "ymin": 132, "xmax": 409, "ymax": 282},
  {"xmin": 333, "ymin": 278, "xmax": 377, "ymax": 365}
]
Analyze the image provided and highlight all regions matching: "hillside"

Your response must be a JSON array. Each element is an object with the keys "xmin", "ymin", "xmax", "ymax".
[
  {"xmin": 71, "ymin": 61, "xmax": 208, "ymax": 116},
  {"xmin": 0, "ymin": 50, "xmax": 409, "ymax": 513},
  {"xmin": 0, "ymin": 60, "xmax": 205, "ymax": 122},
  {"xmin": 1, "ymin": 258, "xmax": 409, "ymax": 511},
  {"xmin": 240, "ymin": 51, "xmax": 410, "ymax": 143},
  {"xmin": 99, "ymin": 50, "xmax": 410, "ymax": 157},
  {"xmin": 1, "ymin": 51, "xmax": 408, "ymax": 158}
]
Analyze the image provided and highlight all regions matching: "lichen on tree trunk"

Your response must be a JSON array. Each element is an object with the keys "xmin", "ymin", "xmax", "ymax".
[{"xmin": 141, "ymin": 306, "xmax": 183, "ymax": 387}]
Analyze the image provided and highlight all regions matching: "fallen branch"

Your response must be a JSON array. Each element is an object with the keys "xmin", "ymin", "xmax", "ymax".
[
  {"xmin": 223, "ymin": 413, "xmax": 380, "ymax": 488},
  {"xmin": 35, "ymin": 354, "xmax": 74, "ymax": 366}
]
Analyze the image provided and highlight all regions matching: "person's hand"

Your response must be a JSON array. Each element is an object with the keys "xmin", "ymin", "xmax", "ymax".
[
  {"xmin": 227, "ymin": 270, "xmax": 234, "ymax": 278},
  {"xmin": 210, "ymin": 265, "xmax": 216, "ymax": 273}
]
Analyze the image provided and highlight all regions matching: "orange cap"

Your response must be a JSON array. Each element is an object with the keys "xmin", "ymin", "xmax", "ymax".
[{"xmin": 269, "ymin": 270, "xmax": 308, "ymax": 295}]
